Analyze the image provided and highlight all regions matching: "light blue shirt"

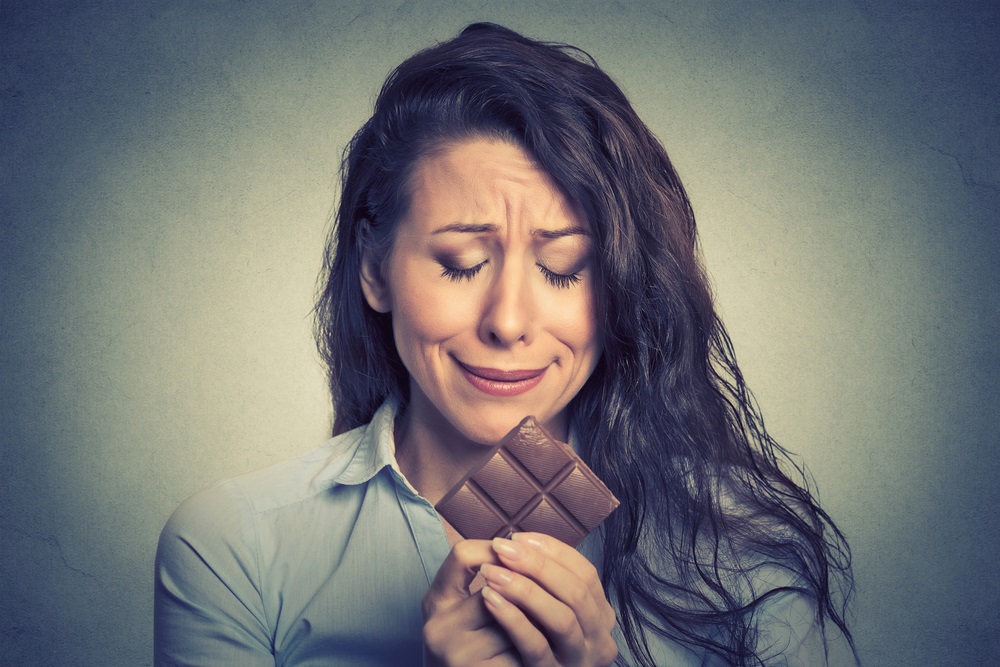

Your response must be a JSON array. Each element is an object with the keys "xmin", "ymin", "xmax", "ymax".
[{"xmin": 154, "ymin": 400, "xmax": 856, "ymax": 666}]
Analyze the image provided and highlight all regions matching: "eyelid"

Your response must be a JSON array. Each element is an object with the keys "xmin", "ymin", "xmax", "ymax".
[
  {"xmin": 440, "ymin": 259, "xmax": 487, "ymax": 282},
  {"xmin": 437, "ymin": 256, "xmax": 585, "ymax": 288},
  {"xmin": 537, "ymin": 263, "xmax": 582, "ymax": 289}
]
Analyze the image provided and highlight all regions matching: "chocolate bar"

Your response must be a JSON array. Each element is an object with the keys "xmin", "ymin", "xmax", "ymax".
[{"xmin": 435, "ymin": 417, "xmax": 619, "ymax": 547}]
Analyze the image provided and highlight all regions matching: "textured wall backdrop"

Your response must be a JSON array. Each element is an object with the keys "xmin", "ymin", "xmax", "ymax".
[{"xmin": 2, "ymin": 1, "xmax": 998, "ymax": 665}]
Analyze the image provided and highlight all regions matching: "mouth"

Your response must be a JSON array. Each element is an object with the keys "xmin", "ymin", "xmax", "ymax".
[{"xmin": 458, "ymin": 362, "xmax": 548, "ymax": 397}]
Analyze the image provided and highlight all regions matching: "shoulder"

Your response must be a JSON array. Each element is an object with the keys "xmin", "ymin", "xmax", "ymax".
[
  {"xmin": 154, "ymin": 409, "xmax": 404, "ymax": 664},
  {"xmin": 154, "ymin": 422, "xmax": 378, "ymax": 652},
  {"xmin": 749, "ymin": 583, "xmax": 859, "ymax": 666},
  {"xmin": 157, "ymin": 421, "xmax": 374, "ymax": 567},
  {"xmin": 696, "ymin": 466, "xmax": 858, "ymax": 664}
]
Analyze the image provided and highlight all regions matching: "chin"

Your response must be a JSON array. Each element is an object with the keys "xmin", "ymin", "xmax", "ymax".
[
  {"xmin": 453, "ymin": 406, "xmax": 563, "ymax": 445},
  {"xmin": 458, "ymin": 414, "xmax": 525, "ymax": 445}
]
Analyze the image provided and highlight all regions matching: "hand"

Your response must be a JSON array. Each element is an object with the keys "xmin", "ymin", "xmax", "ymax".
[
  {"xmin": 422, "ymin": 539, "xmax": 522, "ymax": 666},
  {"xmin": 478, "ymin": 533, "xmax": 618, "ymax": 667}
]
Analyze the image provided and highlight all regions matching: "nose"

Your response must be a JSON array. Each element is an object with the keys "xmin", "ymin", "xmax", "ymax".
[{"xmin": 479, "ymin": 260, "xmax": 535, "ymax": 347}]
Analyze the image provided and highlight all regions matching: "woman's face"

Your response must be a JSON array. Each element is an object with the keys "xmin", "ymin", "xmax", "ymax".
[{"xmin": 361, "ymin": 138, "xmax": 602, "ymax": 445}]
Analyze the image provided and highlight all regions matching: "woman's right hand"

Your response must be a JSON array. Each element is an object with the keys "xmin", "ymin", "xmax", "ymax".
[{"xmin": 422, "ymin": 539, "xmax": 521, "ymax": 666}]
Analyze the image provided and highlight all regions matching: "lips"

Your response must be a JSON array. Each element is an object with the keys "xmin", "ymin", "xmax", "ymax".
[{"xmin": 459, "ymin": 362, "xmax": 547, "ymax": 396}]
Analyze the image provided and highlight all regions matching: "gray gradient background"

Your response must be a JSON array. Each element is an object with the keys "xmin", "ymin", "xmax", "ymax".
[{"xmin": 1, "ymin": 1, "xmax": 997, "ymax": 665}]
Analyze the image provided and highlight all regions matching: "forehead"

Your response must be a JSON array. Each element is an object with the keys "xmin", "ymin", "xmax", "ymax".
[{"xmin": 404, "ymin": 138, "xmax": 583, "ymax": 229}]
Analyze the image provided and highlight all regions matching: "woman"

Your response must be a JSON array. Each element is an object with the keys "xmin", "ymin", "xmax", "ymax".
[{"xmin": 156, "ymin": 23, "xmax": 857, "ymax": 666}]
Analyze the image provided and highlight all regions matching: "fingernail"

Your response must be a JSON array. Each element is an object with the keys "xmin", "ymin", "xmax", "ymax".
[
  {"xmin": 480, "ymin": 563, "xmax": 513, "ymax": 585},
  {"xmin": 481, "ymin": 585, "xmax": 508, "ymax": 609},
  {"xmin": 511, "ymin": 533, "xmax": 544, "ymax": 550},
  {"xmin": 492, "ymin": 537, "xmax": 526, "ymax": 559}
]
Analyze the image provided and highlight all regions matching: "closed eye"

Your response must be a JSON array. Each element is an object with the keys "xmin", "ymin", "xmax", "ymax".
[
  {"xmin": 538, "ymin": 264, "xmax": 582, "ymax": 288},
  {"xmin": 440, "ymin": 260, "xmax": 487, "ymax": 282}
]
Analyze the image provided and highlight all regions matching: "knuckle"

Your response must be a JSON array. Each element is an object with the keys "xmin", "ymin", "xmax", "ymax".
[
  {"xmin": 602, "ymin": 604, "xmax": 618, "ymax": 631},
  {"xmin": 423, "ymin": 616, "xmax": 464, "ymax": 658},
  {"xmin": 520, "ymin": 638, "xmax": 551, "ymax": 664},
  {"xmin": 597, "ymin": 637, "xmax": 619, "ymax": 665},
  {"xmin": 507, "ymin": 572, "xmax": 531, "ymax": 597},
  {"xmin": 421, "ymin": 619, "xmax": 443, "ymax": 647},
  {"xmin": 604, "ymin": 609, "xmax": 618, "ymax": 632},
  {"xmin": 550, "ymin": 606, "xmax": 578, "ymax": 637},
  {"xmin": 451, "ymin": 539, "xmax": 478, "ymax": 566},
  {"xmin": 564, "ymin": 583, "xmax": 588, "ymax": 609}
]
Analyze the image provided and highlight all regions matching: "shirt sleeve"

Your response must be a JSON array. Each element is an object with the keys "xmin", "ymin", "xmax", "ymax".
[{"xmin": 154, "ymin": 481, "xmax": 275, "ymax": 667}]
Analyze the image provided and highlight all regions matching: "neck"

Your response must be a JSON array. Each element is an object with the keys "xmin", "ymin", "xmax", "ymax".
[{"xmin": 392, "ymin": 400, "xmax": 493, "ymax": 505}]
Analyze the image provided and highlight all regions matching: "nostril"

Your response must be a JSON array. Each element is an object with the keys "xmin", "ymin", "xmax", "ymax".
[{"xmin": 484, "ymin": 324, "xmax": 526, "ymax": 347}]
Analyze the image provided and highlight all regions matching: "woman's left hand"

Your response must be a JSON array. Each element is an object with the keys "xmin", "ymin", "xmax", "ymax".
[{"xmin": 477, "ymin": 532, "xmax": 618, "ymax": 667}]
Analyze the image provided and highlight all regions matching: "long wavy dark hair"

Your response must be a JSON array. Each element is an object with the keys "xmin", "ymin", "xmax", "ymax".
[{"xmin": 316, "ymin": 22, "xmax": 856, "ymax": 666}]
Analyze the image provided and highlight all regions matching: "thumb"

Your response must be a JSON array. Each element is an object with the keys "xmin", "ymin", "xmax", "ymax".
[{"xmin": 422, "ymin": 539, "xmax": 498, "ymax": 617}]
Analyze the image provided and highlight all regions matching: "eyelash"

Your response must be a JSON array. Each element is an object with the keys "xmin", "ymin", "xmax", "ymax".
[
  {"xmin": 538, "ymin": 265, "xmax": 582, "ymax": 288},
  {"xmin": 439, "ymin": 261, "xmax": 581, "ymax": 288},
  {"xmin": 440, "ymin": 261, "xmax": 486, "ymax": 282}
]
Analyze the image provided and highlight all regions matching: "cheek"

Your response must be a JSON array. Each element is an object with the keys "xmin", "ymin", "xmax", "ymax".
[
  {"xmin": 390, "ymin": 265, "xmax": 477, "ymax": 352},
  {"xmin": 543, "ymin": 288, "xmax": 601, "ymax": 356}
]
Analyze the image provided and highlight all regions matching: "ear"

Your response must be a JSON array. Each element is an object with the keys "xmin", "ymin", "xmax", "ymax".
[{"xmin": 359, "ymin": 236, "xmax": 392, "ymax": 314}]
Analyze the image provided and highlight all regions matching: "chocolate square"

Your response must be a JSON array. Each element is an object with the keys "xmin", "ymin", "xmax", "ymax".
[{"xmin": 435, "ymin": 417, "xmax": 619, "ymax": 547}]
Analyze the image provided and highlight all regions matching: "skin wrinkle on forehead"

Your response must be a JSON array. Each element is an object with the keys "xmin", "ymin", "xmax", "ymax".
[
  {"xmin": 409, "ymin": 139, "xmax": 586, "ymax": 244},
  {"xmin": 430, "ymin": 223, "xmax": 591, "ymax": 240}
]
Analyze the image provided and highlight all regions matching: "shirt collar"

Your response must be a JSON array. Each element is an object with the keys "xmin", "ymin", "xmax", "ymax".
[
  {"xmin": 332, "ymin": 398, "xmax": 582, "ymax": 497},
  {"xmin": 332, "ymin": 397, "xmax": 422, "ymax": 497}
]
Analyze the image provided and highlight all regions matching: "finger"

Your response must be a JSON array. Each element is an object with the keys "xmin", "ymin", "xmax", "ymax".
[
  {"xmin": 480, "ymin": 562, "xmax": 585, "ymax": 661},
  {"xmin": 482, "ymin": 650, "xmax": 524, "ymax": 667},
  {"xmin": 424, "ymin": 625, "xmax": 514, "ymax": 666},
  {"xmin": 423, "ymin": 592, "xmax": 514, "ymax": 663},
  {"xmin": 511, "ymin": 533, "xmax": 603, "ymax": 602},
  {"xmin": 482, "ymin": 585, "xmax": 558, "ymax": 667},
  {"xmin": 492, "ymin": 537, "xmax": 607, "ymax": 640},
  {"xmin": 434, "ymin": 587, "xmax": 496, "ymax": 632},
  {"xmin": 423, "ymin": 539, "xmax": 499, "ymax": 617},
  {"xmin": 512, "ymin": 533, "xmax": 617, "ymax": 631}
]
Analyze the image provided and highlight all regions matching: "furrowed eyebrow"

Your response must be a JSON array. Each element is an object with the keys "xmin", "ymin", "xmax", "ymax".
[
  {"xmin": 532, "ymin": 226, "xmax": 591, "ymax": 240},
  {"xmin": 429, "ymin": 223, "xmax": 591, "ymax": 238},
  {"xmin": 431, "ymin": 223, "xmax": 500, "ymax": 235}
]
